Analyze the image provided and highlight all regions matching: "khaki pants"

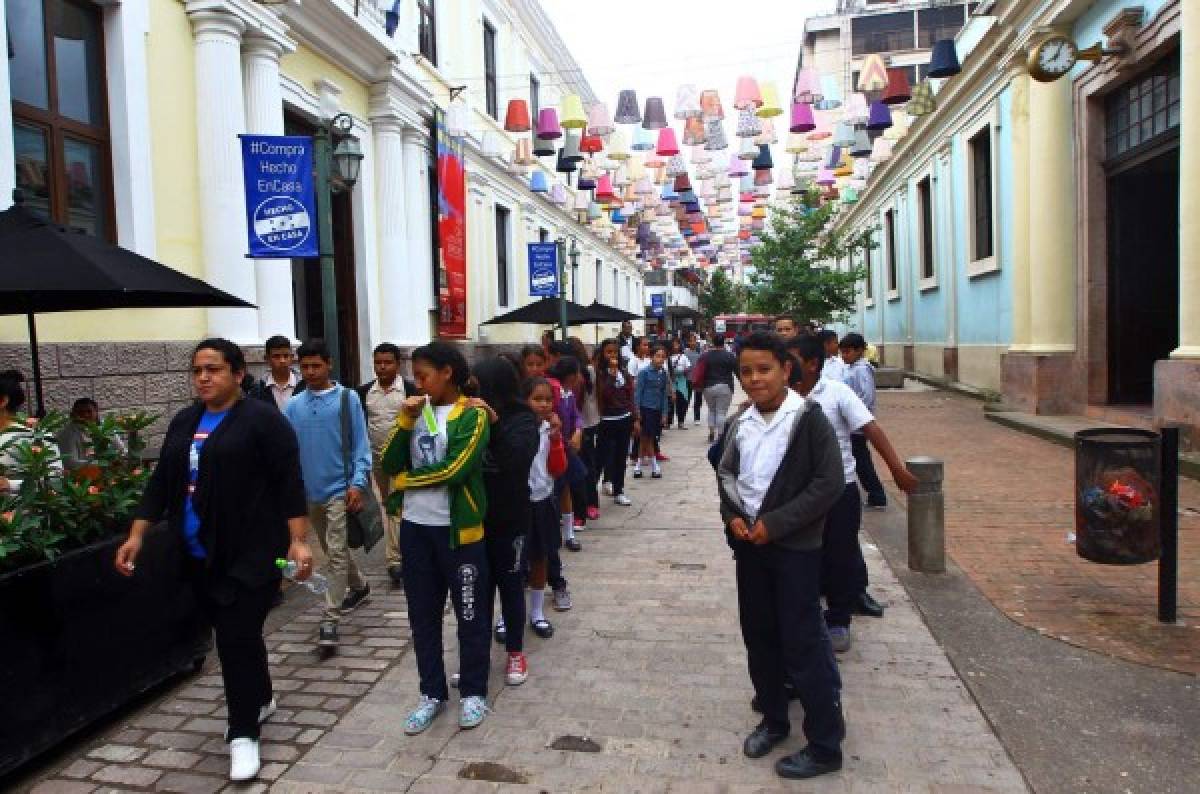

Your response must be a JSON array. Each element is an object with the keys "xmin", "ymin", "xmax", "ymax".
[
  {"xmin": 372, "ymin": 465, "xmax": 401, "ymax": 568},
  {"xmin": 308, "ymin": 496, "xmax": 366, "ymax": 623}
]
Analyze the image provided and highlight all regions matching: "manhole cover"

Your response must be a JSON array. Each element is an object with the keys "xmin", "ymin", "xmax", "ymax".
[
  {"xmin": 458, "ymin": 762, "xmax": 527, "ymax": 783},
  {"xmin": 669, "ymin": 562, "xmax": 707, "ymax": 571},
  {"xmin": 550, "ymin": 735, "xmax": 602, "ymax": 753}
]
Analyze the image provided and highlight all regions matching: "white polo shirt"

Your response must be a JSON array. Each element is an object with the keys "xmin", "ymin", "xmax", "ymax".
[
  {"xmin": 821, "ymin": 355, "xmax": 847, "ymax": 383},
  {"xmin": 807, "ymin": 377, "xmax": 873, "ymax": 484},
  {"xmin": 735, "ymin": 389, "xmax": 806, "ymax": 521}
]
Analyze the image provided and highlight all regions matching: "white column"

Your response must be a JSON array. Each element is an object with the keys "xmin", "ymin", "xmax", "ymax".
[
  {"xmin": 189, "ymin": 9, "xmax": 257, "ymax": 342},
  {"xmin": 1176, "ymin": 0, "xmax": 1200, "ymax": 359},
  {"xmin": 373, "ymin": 118, "xmax": 410, "ymax": 342},
  {"xmin": 0, "ymin": 0, "xmax": 15, "ymax": 207},
  {"xmin": 402, "ymin": 127, "xmax": 435, "ymax": 340},
  {"xmin": 242, "ymin": 34, "xmax": 296, "ymax": 342}
]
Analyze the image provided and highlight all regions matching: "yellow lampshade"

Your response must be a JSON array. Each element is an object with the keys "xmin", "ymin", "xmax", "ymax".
[
  {"xmin": 560, "ymin": 94, "xmax": 587, "ymax": 129},
  {"xmin": 751, "ymin": 206, "xmax": 766, "ymax": 219},
  {"xmin": 786, "ymin": 133, "xmax": 807, "ymax": 154},
  {"xmin": 756, "ymin": 81, "xmax": 783, "ymax": 118},
  {"xmin": 608, "ymin": 130, "xmax": 631, "ymax": 160}
]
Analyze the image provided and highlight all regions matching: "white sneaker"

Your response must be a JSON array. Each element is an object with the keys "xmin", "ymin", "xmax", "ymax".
[
  {"xmin": 229, "ymin": 738, "xmax": 261, "ymax": 781},
  {"xmin": 614, "ymin": 493, "xmax": 632, "ymax": 506}
]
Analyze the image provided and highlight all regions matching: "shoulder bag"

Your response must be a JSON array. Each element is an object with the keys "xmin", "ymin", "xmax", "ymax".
[{"xmin": 340, "ymin": 388, "xmax": 384, "ymax": 552}]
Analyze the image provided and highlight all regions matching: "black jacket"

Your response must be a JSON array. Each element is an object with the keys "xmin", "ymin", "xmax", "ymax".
[
  {"xmin": 249, "ymin": 372, "xmax": 306, "ymax": 408},
  {"xmin": 480, "ymin": 406, "xmax": 539, "ymax": 538},
  {"xmin": 135, "ymin": 398, "xmax": 308, "ymax": 594},
  {"xmin": 716, "ymin": 399, "xmax": 844, "ymax": 552}
]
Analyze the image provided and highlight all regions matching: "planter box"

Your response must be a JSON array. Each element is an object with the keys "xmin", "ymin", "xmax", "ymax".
[
  {"xmin": 875, "ymin": 367, "xmax": 906, "ymax": 389},
  {"xmin": 0, "ymin": 523, "xmax": 211, "ymax": 776}
]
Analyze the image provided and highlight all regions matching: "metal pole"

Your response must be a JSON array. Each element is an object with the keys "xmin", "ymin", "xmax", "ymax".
[
  {"xmin": 26, "ymin": 312, "xmax": 44, "ymax": 418},
  {"xmin": 1158, "ymin": 426, "xmax": 1179, "ymax": 624},
  {"xmin": 906, "ymin": 456, "xmax": 945, "ymax": 573},
  {"xmin": 556, "ymin": 238, "xmax": 568, "ymax": 341},
  {"xmin": 314, "ymin": 124, "xmax": 341, "ymax": 382}
]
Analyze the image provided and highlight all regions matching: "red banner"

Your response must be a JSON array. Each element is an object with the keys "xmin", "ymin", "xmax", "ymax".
[{"xmin": 435, "ymin": 108, "xmax": 467, "ymax": 339}]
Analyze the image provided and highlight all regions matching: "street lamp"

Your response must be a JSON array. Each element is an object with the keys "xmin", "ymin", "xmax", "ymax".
[
  {"xmin": 314, "ymin": 112, "xmax": 364, "ymax": 382},
  {"xmin": 553, "ymin": 236, "xmax": 580, "ymax": 341}
]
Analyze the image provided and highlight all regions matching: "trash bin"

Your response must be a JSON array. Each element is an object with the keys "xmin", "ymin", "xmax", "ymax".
[{"xmin": 1074, "ymin": 428, "xmax": 1161, "ymax": 564}]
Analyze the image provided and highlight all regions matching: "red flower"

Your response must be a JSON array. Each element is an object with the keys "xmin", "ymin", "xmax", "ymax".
[
  {"xmin": 87, "ymin": 485, "xmax": 100, "ymax": 495},
  {"xmin": 1, "ymin": 511, "xmax": 13, "ymax": 523}
]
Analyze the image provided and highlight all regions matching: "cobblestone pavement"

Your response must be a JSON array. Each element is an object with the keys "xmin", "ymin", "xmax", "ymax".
[
  {"xmin": 873, "ymin": 388, "xmax": 1200, "ymax": 674},
  {"xmin": 22, "ymin": 403, "xmax": 1027, "ymax": 793}
]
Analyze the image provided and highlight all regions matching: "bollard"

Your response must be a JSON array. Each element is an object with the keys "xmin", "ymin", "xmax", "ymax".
[{"xmin": 906, "ymin": 456, "xmax": 945, "ymax": 573}]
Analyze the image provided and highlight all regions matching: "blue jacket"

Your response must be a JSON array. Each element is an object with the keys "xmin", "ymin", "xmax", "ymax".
[
  {"xmin": 634, "ymin": 365, "xmax": 671, "ymax": 415},
  {"xmin": 284, "ymin": 384, "xmax": 372, "ymax": 503}
]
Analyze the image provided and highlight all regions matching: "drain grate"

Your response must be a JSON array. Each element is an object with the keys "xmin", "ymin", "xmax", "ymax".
[
  {"xmin": 458, "ymin": 761, "xmax": 528, "ymax": 783},
  {"xmin": 550, "ymin": 735, "xmax": 602, "ymax": 753}
]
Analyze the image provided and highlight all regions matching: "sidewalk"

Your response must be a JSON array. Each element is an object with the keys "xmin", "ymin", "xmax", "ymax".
[
  {"xmin": 873, "ymin": 388, "xmax": 1199, "ymax": 674},
  {"xmin": 19, "ymin": 406, "xmax": 1026, "ymax": 793}
]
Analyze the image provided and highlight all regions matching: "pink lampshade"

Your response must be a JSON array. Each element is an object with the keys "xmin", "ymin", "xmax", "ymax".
[
  {"xmin": 806, "ymin": 112, "xmax": 831, "ymax": 140},
  {"xmin": 793, "ymin": 68, "xmax": 821, "ymax": 103},
  {"xmin": 790, "ymin": 102, "xmax": 815, "ymax": 133},
  {"xmin": 536, "ymin": 108, "xmax": 562, "ymax": 140},
  {"xmin": 586, "ymin": 102, "xmax": 614, "ymax": 136},
  {"xmin": 656, "ymin": 127, "xmax": 681, "ymax": 156},
  {"xmin": 728, "ymin": 154, "xmax": 749, "ymax": 177},
  {"xmin": 816, "ymin": 167, "xmax": 835, "ymax": 186},
  {"xmin": 733, "ymin": 76, "xmax": 762, "ymax": 110}
]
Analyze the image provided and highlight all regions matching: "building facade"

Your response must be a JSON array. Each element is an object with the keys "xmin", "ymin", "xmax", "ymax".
[
  {"xmin": 833, "ymin": 0, "xmax": 1198, "ymax": 447},
  {"xmin": 1, "ymin": 0, "xmax": 642, "ymax": 427}
]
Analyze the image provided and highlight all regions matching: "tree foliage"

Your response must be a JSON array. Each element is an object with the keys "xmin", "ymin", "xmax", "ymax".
[
  {"xmin": 699, "ymin": 267, "xmax": 745, "ymax": 318},
  {"xmin": 746, "ymin": 198, "xmax": 872, "ymax": 324}
]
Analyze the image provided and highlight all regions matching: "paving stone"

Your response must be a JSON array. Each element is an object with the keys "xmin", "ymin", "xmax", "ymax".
[
  {"xmin": 57, "ymin": 759, "xmax": 102, "ymax": 779},
  {"xmin": 143, "ymin": 749, "xmax": 204, "ymax": 770},
  {"xmin": 143, "ymin": 731, "xmax": 209, "ymax": 750},
  {"xmin": 155, "ymin": 771, "xmax": 226, "ymax": 794},
  {"xmin": 85, "ymin": 744, "xmax": 145, "ymax": 763},
  {"xmin": 90, "ymin": 764, "xmax": 163, "ymax": 786},
  {"xmin": 28, "ymin": 781, "xmax": 96, "ymax": 794},
  {"xmin": 293, "ymin": 710, "xmax": 339, "ymax": 727}
]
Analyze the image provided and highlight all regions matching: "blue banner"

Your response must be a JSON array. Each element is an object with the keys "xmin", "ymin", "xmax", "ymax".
[
  {"xmin": 651, "ymin": 292, "xmax": 665, "ymax": 317},
  {"xmin": 240, "ymin": 134, "xmax": 318, "ymax": 258},
  {"xmin": 528, "ymin": 242, "xmax": 559, "ymax": 297}
]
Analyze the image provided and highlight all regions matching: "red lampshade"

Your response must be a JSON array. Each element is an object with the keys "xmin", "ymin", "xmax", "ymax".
[
  {"xmin": 656, "ymin": 128, "xmax": 680, "ymax": 156},
  {"xmin": 881, "ymin": 68, "xmax": 912, "ymax": 106},
  {"xmin": 504, "ymin": 99, "xmax": 531, "ymax": 132},
  {"xmin": 595, "ymin": 173, "xmax": 615, "ymax": 201},
  {"xmin": 580, "ymin": 134, "xmax": 604, "ymax": 154}
]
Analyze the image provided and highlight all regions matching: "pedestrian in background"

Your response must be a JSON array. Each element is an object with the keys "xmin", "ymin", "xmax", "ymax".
[
  {"xmin": 685, "ymin": 333, "xmax": 704, "ymax": 427},
  {"xmin": 633, "ymin": 344, "xmax": 670, "ymax": 480},
  {"xmin": 667, "ymin": 337, "xmax": 691, "ymax": 430},
  {"xmin": 251, "ymin": 335, "xmax": 305, "ymax": 410},
  {"xmin": 839, "ymin": 333, "xmax": 887, "ymax": 510},
  {"xmin": 115, "ymin": 338, "xmax": 312, "ymax": 782},
  {"xmin": 569, "ymin": 336, "xmax": 602, "ymax": 524},
  {"xmin": 594, "ymin": 338, "xmax": 635, "ymax": 507},
  {"xmin": 696, "ymin": 336, "xmax": 738, "ymax": 443}
]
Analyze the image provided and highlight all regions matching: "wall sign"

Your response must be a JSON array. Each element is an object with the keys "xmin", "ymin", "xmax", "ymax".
[
  {"xmin": 651, "ymin": 292, "xmax": 665, "ymax": 317},
  {"xmin": 434, "ymin": 108, "xmax": 468, "ymax": 339},
  {"xmin": 527, "ymin": 242, "xmax": 559, "ymax": 297},
  {"xmin": 239, "ymin": 135, "xmax": 318, "ymax": 258}
]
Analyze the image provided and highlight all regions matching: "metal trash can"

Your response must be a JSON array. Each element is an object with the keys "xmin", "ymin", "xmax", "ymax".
[{"xmin": 1074, "ymin": 428, "xmax": 1161, "ymax": 564}]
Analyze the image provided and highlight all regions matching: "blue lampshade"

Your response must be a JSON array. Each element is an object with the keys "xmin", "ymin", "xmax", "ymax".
[
  {"xmin": 530, "ymin": 170, "xmax": 549, "ymax": 193},
  {"xmin": 814, "ymin": 75, "xmax": 842, "ymax": 110},
  {"xmin": 927, "ymin": 39, "xmax": 961, "ymax": 79},
  {"xmin": 662, "ymin": 182, "xmax": 679, "ymax": 201},
  {"xmin": 632, "ymin": 127, "xmax": 655, "ymax": 151},
  {"xmin": 866, "ymin": 100, "xmax": 893, "ymax": 131},
  {"xmin": 751, "ymin": 144, "xmax": 774, "ymax": 171}
]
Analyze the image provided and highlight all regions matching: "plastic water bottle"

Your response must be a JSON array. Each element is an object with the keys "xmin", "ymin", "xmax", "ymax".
[{"xmin": 275, "ymin": 558, "xmax": 329, "ymax": 595}]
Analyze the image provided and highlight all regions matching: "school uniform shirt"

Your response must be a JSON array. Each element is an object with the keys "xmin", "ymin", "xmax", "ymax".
[
  {"xmin": 261, "ymin": 370, "xmax": 302, "ymax": 411},
  {"xmin": 842, "ymin": 358, "xmax": 877, "ymax": 413},
  {"xmin": 284, "ymin": 385, "xmax": 372, "ymax": 504},
  {"xmin": 528, "ymin": 420, "xmax": 556, "ymax": 502},
  {"xmin": 807, "ymin": 377, "xmax": 874, "ymax": 484},
  {"xmin": 627, "ymin": 355, "xmax": 649, "ymax": 379},
  {"xmin": 821, "ymin": 355, "xmax": 847, "ymax": 383},
  {"xmin": 579, "ymin": 366, "xmax": 601, "ymax": 428},
  {"xmin": 734, "ymin": 389, "xmax": 807, "ymax": 520},
  {"xmin": 403, "ymin": 402, "xmax": 454, "ymax": 525},
  {"xmin": 597, "ymin": 368, "xmax": 634, "ymax": 420},
  {"xmin": 364, "ymin": 378, "xmax": 407, "ymax": 458},
  {"xmin": 669, "ymin": 353, "xmax": 691, "ymax": 395}
]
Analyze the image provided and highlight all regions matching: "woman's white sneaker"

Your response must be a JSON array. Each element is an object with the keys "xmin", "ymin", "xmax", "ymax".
[{"xmin": 228, "ymin": 738, "xmax": 261, "ymax": 781}]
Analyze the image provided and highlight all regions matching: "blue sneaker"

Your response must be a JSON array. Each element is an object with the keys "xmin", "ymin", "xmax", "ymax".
[
  {"xmin": 404, "ymin": 695, "xmax": 444, "ymax": 735},
  {"xmin": 828, "ymin": 626, "xmax": 852, "ymax": 653},
  {"xmin": 459, "ymin": 695, "xmax": 489, "ymax": 729}
]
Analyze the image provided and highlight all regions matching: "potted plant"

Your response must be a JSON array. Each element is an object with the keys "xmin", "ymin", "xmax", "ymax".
[{"xmin": 0, "ymin": 412, "xmax": 211, "ymax": 776}]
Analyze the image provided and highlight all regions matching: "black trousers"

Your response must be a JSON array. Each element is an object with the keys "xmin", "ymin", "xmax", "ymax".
[
  {"xmin": 672, "ymin": 391, "xmax": 690, "ymax": 427},
  {"xmin": 692, "ymin": 386, "xmax": 704, "ymax": 421},
  {"xmin": 852, "ymin": 433, "xmax": 886, "ymax": 506},
  {"xmin": 577, "ymin": 426, "xmax": 600, "ymax": 514},
  {"xmin": 596, "ymin": 416, "xmax": 633, "ymax": 496},
  {"xmin": 195, "ymin": 576, "xmax": 275, "ymax": 741},
  {"xmin": 821, "ymin": 483, "xmax": 866, "ymax": 629},
  {"xmin": 735, "ymin": 542, "xmax": 844, "ymax": 761},
  {"xmin": 401, "ymin": 520, "xmax": 491, "ymax": 699},
  {"xmin": 485, "ymin": 530, "xmax": 526, "ymax": 653}
]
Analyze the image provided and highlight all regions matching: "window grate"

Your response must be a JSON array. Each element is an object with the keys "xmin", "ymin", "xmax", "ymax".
[{"xmin": 1105, "ymin": 54, "xmax": 1180, "ymax": 159}]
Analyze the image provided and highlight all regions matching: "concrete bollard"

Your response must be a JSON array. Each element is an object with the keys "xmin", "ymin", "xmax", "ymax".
[{"xmin": 906, "ymin": 456, "xmax": 945, "ymax": 573}]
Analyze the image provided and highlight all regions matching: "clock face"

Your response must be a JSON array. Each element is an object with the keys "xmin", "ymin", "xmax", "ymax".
[{"xmin": 1037, "ymin": 36, "xmax": 1077, "ymax": 76}]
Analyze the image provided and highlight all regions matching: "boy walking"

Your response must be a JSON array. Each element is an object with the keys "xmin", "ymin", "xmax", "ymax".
[
  {"xmin": 840, "ymin": 333, "xmax": 887, "ymax": 510},
  {"xmin": 716, "ymin": 332, "xmax": 846, "ymax": 780},
  {"xmin": 252, "ymin": 335, "xmax": 306, "ymax": 410},
  {"xmin": 284, "ymin": 341, "xmax": 373, "ymax": 650},
  {"xmin": 357, "ymin": 343, "xmax": 411, "ymax": 587}
]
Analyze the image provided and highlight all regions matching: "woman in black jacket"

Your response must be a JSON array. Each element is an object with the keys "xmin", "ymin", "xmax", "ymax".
[
  {"xmin": 114, "ymin": 338, "xmax": 312, "ymax": 783},
  {"xmin": 468, "ymin": 357, "xmax": 539, "ymax": 686}
]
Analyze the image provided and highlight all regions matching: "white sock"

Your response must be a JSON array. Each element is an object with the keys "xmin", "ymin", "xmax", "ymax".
[
  {"xmin": 561, "ymin": 513, "xmax": 575, "ymax": 541},
  {"xmin": 495, "ymin": 616, "xmax": 505, "ymax": 631},
  {"xmin": 652, "ymin": 459, "xmax": 661, "ymax": 474},
  {"xmin": 528, "ymin": 590, "xmax": 546, "ymax": 623}
]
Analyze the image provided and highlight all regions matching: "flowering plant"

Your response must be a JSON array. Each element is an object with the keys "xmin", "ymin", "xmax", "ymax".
[{"xmin": 0, "ymin": 411, "xmax": 157, "ymax": 574}]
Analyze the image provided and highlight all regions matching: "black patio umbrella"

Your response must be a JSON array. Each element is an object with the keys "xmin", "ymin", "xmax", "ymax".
[
  {"xmin": 0, "ymin": 202, "xmax": 255, "ymax": 416},
  {"xmin": 480, "ymin": 297, "xmax": 593, "ymax": 327},
  {"xmin": 581, "ymin": 301, "xmax": 641, "ymax": 323}
]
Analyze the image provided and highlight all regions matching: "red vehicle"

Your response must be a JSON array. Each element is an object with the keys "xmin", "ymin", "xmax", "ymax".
[{"xmin": 713, "ymin": 314, "xmax": 773, "ymax": 340}]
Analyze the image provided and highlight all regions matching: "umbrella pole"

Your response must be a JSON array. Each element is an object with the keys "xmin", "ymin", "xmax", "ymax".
[{"xmin": 27, "ymin": 312, "xmax": 45, "ymax": 418}]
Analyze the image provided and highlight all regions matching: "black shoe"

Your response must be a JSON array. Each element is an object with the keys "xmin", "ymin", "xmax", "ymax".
[
  {"xmin": 853, "ymin": 591, "xmax": 885, "ymax": 618},
  {"xmin": 493, "ymin": 622, "xmax": 507, "ymax": 645},
  {"xmin": 387, "ymin": 565, "xmax": 404, "ymax": 588},
  {"xmin": 743, "ymin": 722, "xmax": 789, "ymax": 759},
  {"xmin": 317, "ymin": 620, "xmax": 339, "ymax": 648},
  {"xmin": 530, "ymin": 618, "xmax": 554, "ymax": 639},
  {"xmin": 774, "ymin": 747, "xmax": 842, "ymax": 779},
  {"xmin": 565, "ymin": 537, "xmax": 582, "ymax": 552},
  {"xmin": 633, "ymin": 469, "xmax": 644, "ymax": 478},
  {"xmin": 340, "ymin": 583, "xmax": 371, "ymax": 612}
]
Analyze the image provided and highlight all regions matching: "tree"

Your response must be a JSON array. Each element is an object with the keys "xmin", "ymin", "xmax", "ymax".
[
  {"xmin": 746, "ymin": 197, "xmax": 872, "ymax": 324},
  {"xmin": 699, "ymin": 267, "xmax": 745, "ymax": 319}
]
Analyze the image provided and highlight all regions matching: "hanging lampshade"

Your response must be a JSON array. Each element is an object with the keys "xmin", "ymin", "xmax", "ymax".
[
  {"xmin": 869, "ymin": 137, "xmax": 893, "ymax": 162},
  {"xmin": 756, "ymin": 81, "xmax": 783, "ymax": 118},
  {"xmin": 857, "ymin": 54, "xmax": 889, "ymax": 92},
  {"xmin": 885, "ymin": 109, "xmax": 911, "ymax": 139},
  {"xmin": 699, "ymin": 89, "xmax": 725, "ymax": 120},
  {"xmin": 844, "ymin": 92, "xmax": 870, "ymax": 124},
  {"xmin": 682, "ymin": 117, "xmax": 706, "ymax": 146},
  {"xmin": 753, "ymin": 169, "xmax": 772, "ymax": 187},
  {"xmin": 777, "ymin": 168, "xmax": 795, "ymax": 191},
  {"xmin": 580, "ymin": 134, "xmax": 604, "ymax": 154},
  {"xmin": 928, "ymin": 39, "xmax": 962, "ymax": 78},
  {"xmin": 815, "ymin": 75, "xmax": 842, "ymax": 110},
  {"xmin": 595, "ymin": 173, "xmax": 615, "ymax": 201},
  {"xmin": 735, "ymin": 107, "xmax": 762, "ymax": 138},
  {"xmin": 806, "ymin": 110, "xmax": 831, "ymax": 140},
  {"xmin": 733, "ymin": 76, "xmax": 762, "ymax": 110},
  {"xmin": 674, "ymin": 84, "xmax": 702, "ymax": 119},
  {"xmin": 793, "ymin": 68, "xmax": 821, "ymax": 103},
  {"xmin": 866, "ymin": 100, "xmax": 893, "ymax": 131},
  {"xmin": 530, "ymin": 170, "xmax": 549, "ymax": 192},
  {"xmin": 532, "ymin": 135, "xmax": 556, "ymax": 156},
  {"xmin": 562, "ymin": 131, "xmax": 584, "ymax": 162},
  {"xmin": 656, "ymin": 127, "xmax": 681, "ymax": 156},
  {"xmin": 504, "ymin": 99, "xmax": 531, "ymax": 132},
  {"xmin": 786, "ymin": 133, "xmax": 808, "ymax": 154},
  {"xmin": 608, "ymin": 129, "xmax": 631, "ymax": 160},
  {"xmin": 850, "ymin": 128, "xmax": 872, "ymax": 158},
  {"xmin": 613, "ymin": 163, "xmax": 631, "ymax": 186},
  {"xmin": 907, "ymin": 80, "xmax": 937, "ymax": 117},
  {"xmin": 833, "ymin": 153, "xmax": 852, "ymax": 177},
  {"xmin": 815, "ymin": 167, "xmax": 835, "ymax": 186},
  {"xmin": 549, "ymin": 182, "xmax": 568, "ymax": 205},
  {"xmin": 703, "ymin": 120, "xmax": 729, "ymax": 150},
  {"xmin": 632, "ymin": 126, "xmax": 655, "ymax": 151},
  {"xmin": 832, "ymin": 121, "xmax": 855, "ymax": 148},
  {"xmin": 578, "ymin": 161, "xmax": 597, "ymax": 190},
  {"xmin": 614, "ymin": 89, "xmax": 640, "ymax": 124},
  {"xmin": 664, "ymin": 154, "xmax": 687, "ymax": 177},
  {"xmin": 561, "ymin": 94, "xmax": 587, "ymax": 129},
  {"xmin": 789, "ymin": 101, "xmax": 816, "ymax": 133},
  {"xmin": 755, "ymin": 118, "xmax": 777, "ymax": 145},
  {"xmin": 587, "ymin": 102, "xmax": 614, "ymax": 136},
  {"xmin": 446, "ymin": 100, "xmax": 470, "ymax": 138},
  {"xmin": 691, "ymin": 144, "xmax": 712, "ymax": 165},
  {"xmin": 673, "ymin": 173, "xmax": 693, "ymax": 194},
  {"xmin": 841, "ymin": 186, "xmax": 859, "ymax": 204},
  {"xmin": 751, "ymin": 144, "xmax": 774, "ymax": 171},
  {"xmin": 536, "ymin": 108, "xmax": 562, "ymax": 140},
  {"xmin": 513, "ymin": 137, "xmax": 535, "ymax": 166},
  {"xmin": 642, "ymin": 97, "xmax": 668, "ymax": 129},
  {"xmin": 738, "ymin": 136, "xmax": 758, "ymax": 160},
  {"xmin": 481, "ymin": 131, "xmax": 505, "ymax": 158},
  {"xmin": 573, "ymin": 190, "xmax": 590, "ymax": 212},
  {"xmin": 881, "ymin": 68, "xmax": 912, "ymax": 105},
  {"xmin": 824, "ymin": 145, "xmax": 842, "ymax": 169},
  {"xmin": 555, "ymin": 147, "xmax": 576, "ymax": 174}
]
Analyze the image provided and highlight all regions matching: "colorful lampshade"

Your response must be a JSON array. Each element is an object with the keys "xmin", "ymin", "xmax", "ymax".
[
  {"xmin": 866, "ymin": 100, "xmax": 893, "ymax": 131},
  {"xmin": 656, "ymin": 127, "xmax": 681, "ymax": 156},
  {"xmin": 844, "ymin": 92, "xmax": 870, "ymax": 124},
  {"xmin": 928, "ymin": 39, "xmax": 962, "ymax": 78},
  {"xmin": 532, "ymin": 135, "xmax": 556, "ymax": 156},
  {"xmin": 815, "ymin": 75, "xmax": 842, "ymax": 110},
  {"xmin": 481, "ymin": 131, "xmax": 505, "ymax": 158},
  {"xmin": 580, "ymin": 134, "xmax": 604, "ymax": 154},
  {"xmin": 674, "ymin": 84, "xmax": 702, "ymax": 119},
  {"xmin": 614, "ymin": 89, "xmax": 640, "ymax": 124},
  {"xmin": 789, "ymin": 101, "xmax": 816, "ymax": 133},
  {"xmin": 735, "ymin": 107, "xmax": 762, "ymax": 138},
  {"xmin": 587, "ymin": 102, "xmax": 614, "ymax": 136},
  {"xmin": 753, "ymin": 169, "xmax": 772, "ymax": 187},
  {"xmin": 573, "ymin": 190, "xmax": 590, "ymax": 211},
  {"xmin": 756, "ymin": 81, "xmax": 783, "ymax": 118},
  {"xmin": 815, "ymin": 167, "xmax": 835, "ymax": 186},
  {"xmin": 578, "ymin": 162, "xmax": 597, "ymax": 190},
  {"xmin": 833, "ymin": 121, "xmax": 856, "ymax": 148},
  {"xmin": 751, "ymin": 144, "xmax": 774, "ymax": 171},
  {"xmin": 549, "ymin": 183, "xmax": 568, "ymax": 205},
  {"xmin": 514, "ymin": 137, "xmax": 535, "ymax": 166},
  {"xmin": 881, "ymin": 69, "xmax": 912, "ymax": 105},
  {"xmin": 733, "ymin": 76, "xmax": 762, "ymax": 110},
  {"xmin": 561, "ymin": 94, "xmax": 587, "ymax": 129},
  {"xmin": 536, "ymin": 108, "xmax": 562, "ymax": 140},
  {"xmin": 682, "ymin": 117, "xmax": 706, "ymax": 146},
  {"xmin": 755, "ymin": 118, "xmax": 777, "ymax": 146},
  {"xmin": 664, "ymin": 154, "xmax": 687, "ymax": 178},
  {"xmin": 642, "ymin": 97, "xmax": 668, "ymax": 129},
  {"xmin": 608, "ymin": 129, "xmax": 631, "ymax": 160},
  {"xmin": 595, "ymin": 173, "xmax": 615, "ymax": 200},
  {"xmin": 907, "ymin": 80, "xmax": 936, "ymax": 116},
  {"xmin": 704, "ymin": 120, "xmax": 729, "ymax": 150},
  {"xmin": 691, "ymin": 144, "xmax": 712, "ymax": 164},
  {"xmin": 555, "ymin": 147, "xmax": 575, "ymax": 174},
  {"xmin": 793, "ymin": 68, "xmax": 821, "ymax": 103},
  {"xmin": 786, "ymin": 133, "xmax": 808, "ymax": 154},
  {"xmin": 824, "ymin": 145, "xmax": 842, "ymax": 169},
  {"xmin": 504, "ymin": 99, "xmax": 531, "ymax": 132},
  {"xmin": 885, "ymin": 109, "xmax": 910, "ymax": 139},
  {"xmin": 869, "ymin": 137, "xmax": 893, "ymax": 162},
  {"xmin": 850, "ymin": 128, "xmax": 872, "ymax": 158},
  {"xmin": 632, "ymin": 126, "xmax": 654, "ymax": 151},
  {"xmin": 562, "ymin": 131, "xmax": 584, "ymax": 162},
  {"xmin": 699, "ymin": 89, "xmax": 725, "ymax": 120},
  {"xmin": 857, "ymin": 54, "xmax": 889, "ymax": 92},
  {"xmin": 530, "ymin": 170, "xmax": 549, "ymax": 192},
  {"xmin": 728, "ymin": 153, "xmax": 749, "ymax": 177},
  {"xmin": 738, "ymin": 136, "xmax": 758, "ymax": 160},
  {"xmin": 840, "ymin": 186, "xmax": 858, "ymax": 204}
]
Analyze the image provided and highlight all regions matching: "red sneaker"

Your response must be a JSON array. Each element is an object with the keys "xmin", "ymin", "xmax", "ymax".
[
  {"xmin": 573, "ymin": 518, "xmax": 585, "ymax": 529},
  {"xmin": 655, "ymin": 453, "xmax": 670, "ymax": 462},
  {"xmin": 586, "ymin": 506, "xmax": 600, "ymax": 521},
  {"xmin": 505, "ymin": 652, "xmax": 528, "ymax": 686}
]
